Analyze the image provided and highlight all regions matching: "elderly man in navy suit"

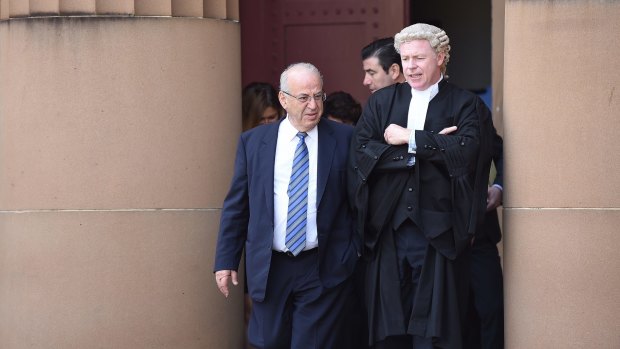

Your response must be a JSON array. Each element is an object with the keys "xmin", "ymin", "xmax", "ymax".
[{"xmin": 214, "ymin": 62, "xmax": 360, "ymax": 349}]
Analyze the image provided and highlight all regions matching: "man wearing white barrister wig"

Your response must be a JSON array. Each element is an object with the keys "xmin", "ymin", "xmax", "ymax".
[{"xmin": 349, "ymin": 23, "xmax": 494, "ymax": 348}]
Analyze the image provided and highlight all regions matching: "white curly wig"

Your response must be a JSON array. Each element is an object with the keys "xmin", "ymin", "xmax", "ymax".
[{"xmin": 394, "ymin": 23, "xmax": 451, "ymax": 75}]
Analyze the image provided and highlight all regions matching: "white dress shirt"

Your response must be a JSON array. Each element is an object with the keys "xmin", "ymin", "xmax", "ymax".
[
  {"xmin": 407, "ymin": 76, "xmax": 442, "ymax": 131},
  {"xmin": 272, "ymin": 116, "xmax": 318, "ymax": 252},
  {"xmin": 407, "ymin": 76, "xmax": 443, "ymax": 156}
]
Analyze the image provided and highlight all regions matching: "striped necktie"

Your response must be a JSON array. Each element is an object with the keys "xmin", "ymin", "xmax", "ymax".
[{"xmin": 285, "ymin": 132, "xmax": 309, "ymax": 256}]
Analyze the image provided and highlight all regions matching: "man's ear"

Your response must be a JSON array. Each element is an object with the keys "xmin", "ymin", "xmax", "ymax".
[
  {"xmin": 278, "ymin": 91, "xmax": 288, "ymax": 110},
  {"xmin": 389, "ymin": 63, "xmax": 401, "ymax": 80},
  {"xmin": 436, "ymin": 52, "xmax": 446, "ymax": 67}
]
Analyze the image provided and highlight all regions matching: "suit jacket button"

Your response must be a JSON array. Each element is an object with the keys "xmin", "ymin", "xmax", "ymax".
[
  {"xmin": 407, "ymin": 206, "xmax": 413, "ymax": 211},
  {"xmin": 460, "ymin": 141, "xmax": 465, "ymax": 146},
  {"xmin": 408, "ymin": 187, "xmax": 413, "ymax": 192}
]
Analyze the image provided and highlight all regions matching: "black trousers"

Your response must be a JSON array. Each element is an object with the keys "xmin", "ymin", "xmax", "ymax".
[
  {"xmin": 464, "ymin": 236, "xmax": 504, "ymax": 349},
  {"xmin": 346, "ymin": 258, "xmax": 370, "ymax": 348}
]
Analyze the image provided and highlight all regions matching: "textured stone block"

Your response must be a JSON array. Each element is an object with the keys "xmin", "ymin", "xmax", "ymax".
[
  {"xmin": 172, "ymin": 0, "xmax": 202, "ymax": 17},
  {"xmin": 134, "ymin": 0, "xmax": 171, "ymax": 16},
  {"xmin": 226, "ymin": 0, "xmax": 238, "ymax": 20},
  {"xmin": 96, "ymin": 0, "xmax": 133, "ymax": 15},
  {"xmin": 204, "ymin": 0, "xmax": 225, "ymax": 19},
  {"xmin": 30, "ymin": 0, "xmax": 59, "ymax": 16},
  {"xmin": 59, "ymin": 0, "xmax": 96, "ymax": 15},
  {"xmin": 504, "ymin": 209, "xmax": 620, "ymax": 348},
  {"xmin": 8, "ymin": 0, "xmax": 28, "ymax": 17}
]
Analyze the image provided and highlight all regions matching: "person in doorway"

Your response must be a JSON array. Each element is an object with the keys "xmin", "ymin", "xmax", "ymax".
[
  {"xmin": 361, "ymin": 37, "xmax": 406, "ymax": 94},
  {"xmin": 349, "ymin": 23, "xmax": 494, "ymax": 348},
  {"xmin": 464, "ymin": 131, "xmax": 505, "ymax": 349},
  {"xmin": 323, "ymin": 91, "xmax": 362, "ymax": 126},
  {"xmin": 215, "ymin": 62, "xmax": 360, "ymax": 349},
  {"xmin": 242, "ymin": 82, "xmax": 284, "ymax": 130}
]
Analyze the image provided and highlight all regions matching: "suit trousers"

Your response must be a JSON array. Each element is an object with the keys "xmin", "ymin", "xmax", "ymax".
[
  {"xmin": 248, "ymin": 249, "xmax": 352, "ymax": 349},
  {"xmin": 464, "ymin": 235, "xmax": 504, "ymax": 349}
]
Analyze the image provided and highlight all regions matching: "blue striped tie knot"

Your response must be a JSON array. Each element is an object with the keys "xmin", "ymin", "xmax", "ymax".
[{"xmin": 285, "ymin": 132, "xmax": 309, "ymax": 256}]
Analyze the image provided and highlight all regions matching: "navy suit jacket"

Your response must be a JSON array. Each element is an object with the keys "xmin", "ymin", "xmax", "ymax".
[{"xmin": 214, "ymin": 118, "xmax": 360, "ymax": 302}]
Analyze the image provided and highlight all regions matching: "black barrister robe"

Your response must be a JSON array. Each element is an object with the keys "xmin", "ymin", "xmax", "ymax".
[{"xmin": 348, "ymin": 80, "xmax": 493, "ymax": 348}]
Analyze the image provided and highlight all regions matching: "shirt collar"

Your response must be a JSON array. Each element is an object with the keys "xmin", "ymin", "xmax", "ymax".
[
  {"xmin": 282, "ymin": 115, "xmax": 318, "ymax": 141},
  {"xmin": 411, "ymin": 74, "xmax": 443, "ymax": 101}
]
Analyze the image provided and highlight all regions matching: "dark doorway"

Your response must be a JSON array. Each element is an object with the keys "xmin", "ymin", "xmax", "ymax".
[
  {"xmin": 409, "ymin": 0, "xmax": 492, "ymax": 95},
  {"xmin": 240, "ymin": 0, "xmax": 408, "ymax": 106}
]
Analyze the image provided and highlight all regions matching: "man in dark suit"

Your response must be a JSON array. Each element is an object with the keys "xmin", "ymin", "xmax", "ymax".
[
  {"xmin": 214, "ymin": 62, "xmax": 360, "ymax": 349},
  {"xmin": 349, "ymin": 23, "xmax": 493, "ymax": 348},
  {"xmin": 465, "ymin": 132, "xmax": 505, "ymax": 349}
]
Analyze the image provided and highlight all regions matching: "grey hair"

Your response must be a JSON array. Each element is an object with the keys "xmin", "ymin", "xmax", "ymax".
[
  {"xmin": 279, "ymin": 62, "xmax": 323, "ymax": 92},
  {"xmin": 394, "ymin": 23, "xmax": 451, "ymax": 75}
]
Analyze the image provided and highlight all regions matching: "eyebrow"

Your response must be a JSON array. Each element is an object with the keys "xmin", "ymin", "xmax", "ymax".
[{"xmin": 297, "ymin": 91, "xmax": 323, "ymax": 96}]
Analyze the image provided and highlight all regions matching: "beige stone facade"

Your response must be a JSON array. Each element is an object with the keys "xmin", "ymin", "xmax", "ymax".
[
  {"xmin": 1, "ymin": 0, "xmax": 619, "ymax": 348},
  {"xmin": 1, "ymin": 1, "xmax": 242, "ymax": 348},
  {"xmin": 502, "ymin": 1, "xmax": 620, "ymax": 348}
]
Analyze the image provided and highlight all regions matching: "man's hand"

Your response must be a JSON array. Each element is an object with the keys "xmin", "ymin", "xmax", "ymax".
[
  {"xmin": 383, "ymin": 124, "xmax": 457, "ymax": 145},
  {"xmin": 384, "ymin": 124, "xmax": 411, "ymax": 145},
  {"xmin": 486, "ymin": 186, "xmax": 503, "ymax": 211},
  {"xmin": 215, "ymin": 270, "xmax": 238, "ymax": 298},
  {"xmin": 439, "ymin": 126, "xmax": 457, "ymax": 135}
]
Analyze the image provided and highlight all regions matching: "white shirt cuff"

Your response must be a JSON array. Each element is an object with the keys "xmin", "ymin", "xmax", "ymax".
[{"xmin": 408, "ymin": 130, "xmax": 417, "ymax": 154}]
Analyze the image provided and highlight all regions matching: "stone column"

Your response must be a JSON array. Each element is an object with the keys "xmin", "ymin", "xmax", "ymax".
[
  {"xmin": 503, "ymin": 1, "xmax": 620, "ymax": 348},
  {"xmin": 0, "ymin": 1, "xmax": 243, "ymax": 348}
]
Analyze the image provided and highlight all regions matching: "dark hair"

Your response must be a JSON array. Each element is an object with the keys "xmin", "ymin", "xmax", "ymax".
[
  {"xmin": 242, "ymin": 82, "xmax": 283, "ymax": 130},
  {"xmin": 323, "ymin": 91, "xmax": 362, "ymax": 125},
  {"xmin": 360, "ymin": 37, "xmax": 402, "ymax": 74}
]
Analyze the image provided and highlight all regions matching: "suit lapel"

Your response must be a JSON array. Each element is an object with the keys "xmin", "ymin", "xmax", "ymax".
[
  {"xmin": 316, "ymin": 120, "xmax": 336, "ymax": 207},
  {"xmin": 260, "ymin": 122, "xmax": 280, "ymax": 223},
  {"xmin": 390, "ymin": 83, "xmax": 412, "ymax": 127},
  {"xmin": 424, "ymin": 79, "xmax": 449, "ymax": 130}
]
